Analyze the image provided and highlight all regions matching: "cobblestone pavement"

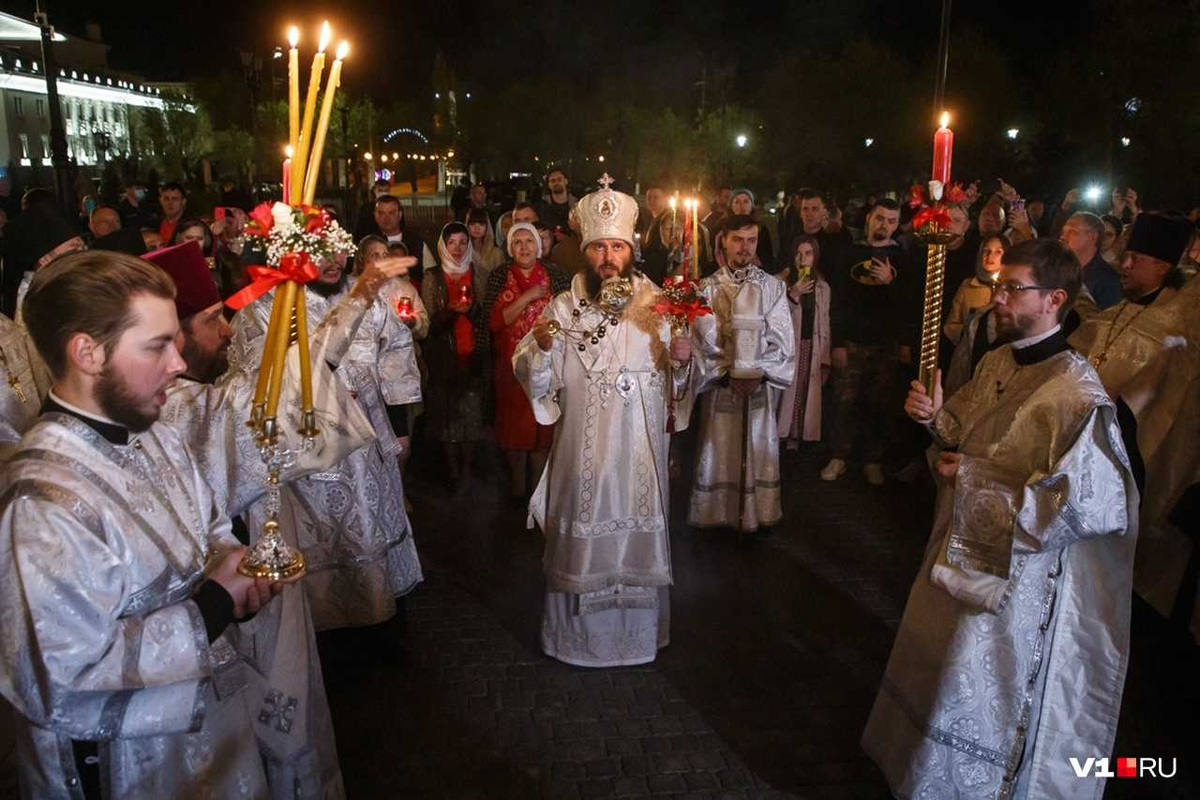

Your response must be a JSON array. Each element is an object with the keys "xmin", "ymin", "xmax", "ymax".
[{"xmin": 322, "ymin": 446, "xmax": 1199, "ymax": 799}]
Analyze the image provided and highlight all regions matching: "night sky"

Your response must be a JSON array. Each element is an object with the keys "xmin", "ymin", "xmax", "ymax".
[{"xmin": 13, "ymin": 0, "xmax": 1084, "ymax": 101}]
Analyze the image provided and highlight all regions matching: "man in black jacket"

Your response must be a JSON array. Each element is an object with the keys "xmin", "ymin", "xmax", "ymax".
[{"xmin": 821, "ymin": 197, "xmax": 917, "ymax": 486}]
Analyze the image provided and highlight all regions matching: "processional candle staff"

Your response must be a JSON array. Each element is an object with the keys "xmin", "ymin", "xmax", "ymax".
[
  {"xmin": 916, "ymin": 111, "xmax": 956, "ymax": 395},
  {"xmin": 235, "ymin": 21, "xmax": 354, "ymax": 580}
]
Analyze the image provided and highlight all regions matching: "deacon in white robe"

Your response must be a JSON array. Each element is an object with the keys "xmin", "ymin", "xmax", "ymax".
[
  {"xmin": 863, "ymin": 241, "xmax": 1138, "ymax": 799},
  {"xmin": 148, "ymin": 241, "xmax": 405, "ymax": 798},
  {"xmin": 514, "ymin": 176, "xmax": 704, "ymax": 667},
  {"xmin": 0, "ymin": 252, "xmax": 301, "ymax": 799},
  {"xmin": 230, "ymin": 256, "xmax": 424, "ymax": 631},
  {"xmin": 689, "ymin": 217, "xmax": 794, "ymax": 533}
]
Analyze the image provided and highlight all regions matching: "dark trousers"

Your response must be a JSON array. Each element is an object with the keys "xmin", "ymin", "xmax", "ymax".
[{"xmin": 830, "ymin": 341, "xmax": 899, "ymax": 463}]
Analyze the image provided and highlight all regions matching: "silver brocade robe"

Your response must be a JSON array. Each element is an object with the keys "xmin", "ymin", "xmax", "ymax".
[
  {"xmin": 229, "ymin": 279, "xmax": 423, "ymax": 630},
  {"xmin": 863, "ymin": 345, "xmax": 1138, "ymax": 800},
  {"xmin": 688, "ymin": 266, "xmax": 794, "ymax": 532},
  {"xmin": 0, "ymin": 314, "xmax": 49, "ymax": 455},
  {"xmin": 162, "ymin": 293, "xmax": 378, "ymax": 800},
  {"xmin": 1070, "ymin": 284, "xmax": 1200, "ymax": 639},
  {"xmin": 0, "ymin": 416, "xmax": 268, "ymax": 799},
  {"xmin": 513, "ymin": 272, "xmax": 702, "ymax": 665}
]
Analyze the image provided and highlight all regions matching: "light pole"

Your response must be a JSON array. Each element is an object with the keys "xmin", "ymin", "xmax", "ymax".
[{"xmin": 34, "ymin": 3, "xmax": 73, "ymax": 209}]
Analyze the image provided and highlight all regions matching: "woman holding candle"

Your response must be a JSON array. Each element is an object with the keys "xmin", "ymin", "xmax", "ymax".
[
  {"xmin": 421, "ymin": 222, "xmax": 486, "ymax": 487},
  {"xmin": 479, "ymin": 223, "xmax": 571, "ymax": 507},
  {"xmin": 775, "ymin": 234, "xmax": 831, "ymax": 450}
]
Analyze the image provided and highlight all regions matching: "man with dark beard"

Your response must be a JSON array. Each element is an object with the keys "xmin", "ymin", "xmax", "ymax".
[
  {"xmin": 0, "ymin": 252, "xmax": 295, "ymax": 798},
  {"xmin": 146, "ymin": 240, "xmax": 408, "ymax": 798},
  {"xmin": 822, "ymin": 197, "xmax": 916, "ymax": 486},
  {"xmin": 864, "ymin": 238, "xmax": 1137, "ymax": 799},
  {"xmin": 514, "ymin": 175, "xmax": 705, "ymax": 667}
]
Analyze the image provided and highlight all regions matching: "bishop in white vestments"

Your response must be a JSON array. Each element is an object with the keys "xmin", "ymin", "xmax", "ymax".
[{"xmin": 514, "ymin": 176, "xmax": 706, "ymax": 667}]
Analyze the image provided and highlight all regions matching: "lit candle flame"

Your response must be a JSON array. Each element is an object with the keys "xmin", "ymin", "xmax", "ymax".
[
  {"xmin": 288, "ymin": 26, "xmax": 299, "ymax": 48},
  {"xmin": 318, "ymin": 21, "xmax": 331, "ymax": 53},
  {"xmin": 669, "ymin": 197, "xmax": 676, "ymax": 210},
  {"xmin": 939, "ymin": 111, "xmax": 950, "ymax": 128},
  {"xmin": 335, "ymin": 41, "xmax": 350, "ymax": 60},
  {"xmin": 285, "ymin": 144, "xmax": 294, "ymax": 157}
]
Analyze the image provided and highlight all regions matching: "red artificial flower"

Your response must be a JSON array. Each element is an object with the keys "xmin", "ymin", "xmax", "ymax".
[
  {"xmin": 946, "ymin": 182, "xmax": 967, "ymax": 205},
  {"xmin": 908, "ymin": 184, "xmax": 926, "ymax": 209},
  {"xmin": 304, "ymin": 210, "xmax": 326, "ymax": 233},
  {"xmin": 247, "ymin": 202, "xmax": 275, "ymax": 236}
]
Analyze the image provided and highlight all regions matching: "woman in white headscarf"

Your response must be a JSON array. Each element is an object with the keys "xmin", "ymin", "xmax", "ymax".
[
  {"xmin": 478, "ymin": 223, "xmax": 572, "ymax": 506},
  {"xmin": 420, "ymin": 222, "xmax": 487, "ymax": 486}
]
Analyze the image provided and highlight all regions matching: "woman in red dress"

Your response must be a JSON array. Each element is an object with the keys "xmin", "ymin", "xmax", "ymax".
[{"xmin": 484, "ymin": 223, "xmax": 571, "ymax": 505}]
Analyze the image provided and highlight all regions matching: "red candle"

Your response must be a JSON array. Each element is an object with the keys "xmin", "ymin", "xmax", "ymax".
[
  {"xmin": 282, "ymin": 148, "xmax": 293, "ymax": 204},
  {"xmin": 932, "ymin": 112, "xmax": 953, "ymax": 185}
]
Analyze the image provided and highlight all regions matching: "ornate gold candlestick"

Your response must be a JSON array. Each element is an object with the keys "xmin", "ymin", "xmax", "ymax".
[{"xmin": 916, "ymin": 223, "xmax": 956, "ymax": 395}]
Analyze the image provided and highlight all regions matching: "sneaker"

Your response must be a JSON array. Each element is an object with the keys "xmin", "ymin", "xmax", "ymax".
[
  {"xmin": 864, "ymin": 463, "xmax": 885, "ymax": 486},
  {"xmin": 820, "ymin": 458, "xmax": 847, "ymax": 481}
]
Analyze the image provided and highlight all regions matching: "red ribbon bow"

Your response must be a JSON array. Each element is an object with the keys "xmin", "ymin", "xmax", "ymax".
[
  {"xmin": 224, "ymin": 252, "xmax": 320, "ymax": 310},
  {"xmin": 912, "ymin": 204, "xmax": 952, "ymax": 232}
]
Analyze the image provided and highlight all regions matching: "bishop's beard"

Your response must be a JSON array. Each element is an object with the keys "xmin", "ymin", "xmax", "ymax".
[{"xmin": 584, "ymin": 257, "xmax": 634, "ymax": 299}]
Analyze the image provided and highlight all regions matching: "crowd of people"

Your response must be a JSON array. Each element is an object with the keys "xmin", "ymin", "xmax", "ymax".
[{"xmin": 0, "ymin": 161, "xmax": 1196, "ymax": 799}]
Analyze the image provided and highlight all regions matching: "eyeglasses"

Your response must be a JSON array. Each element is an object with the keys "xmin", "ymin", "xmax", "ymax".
[{"xmin": 989, "ymin": 280, "xmax": 1060, "ymax": 299}]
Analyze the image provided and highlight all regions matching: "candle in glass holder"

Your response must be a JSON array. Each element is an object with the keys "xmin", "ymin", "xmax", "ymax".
[
  {"xmin": 396, "ymin": 295, "xmax": 414, "ymax": 320},
  {"xmin": 932, "ymin": 111, "xmax": 953, "ymax": 186}
]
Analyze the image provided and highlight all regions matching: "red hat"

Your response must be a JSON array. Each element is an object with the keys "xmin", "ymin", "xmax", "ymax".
[{"xmin": 142, "ymin": 240, "xmax": 221, "ymax": 321}]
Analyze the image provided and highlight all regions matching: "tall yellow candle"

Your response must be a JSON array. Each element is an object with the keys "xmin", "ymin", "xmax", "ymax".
[
  {"xmin": 287, "ymin": 27, "xmax": 300, "ymax": 156},
  {"xmin": 252, "ymin": 281, "xmax": 288, "ymax": 407},
  {"xmin": 294, "ymin": 285, "xmax": 314, "ymax": 411},
  {"xmin": 264, "ymin": 281, "xmax": 299, "ymax": 419},
  {"xmin": 293, "ymin": 21, "xmax": 330, "ymax": 204},
  {"xmin": 691, "ymin": 198, "xmax": 700, "ymax": 280},
  {"xmin": 302, "ymin": 40, "xmax": 348, "ymax": 204}
]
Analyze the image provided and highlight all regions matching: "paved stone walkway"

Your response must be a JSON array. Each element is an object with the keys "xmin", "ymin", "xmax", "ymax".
[{"xmin": 322, "ymin": 448, "xmax": 1199, "ymax": 798}]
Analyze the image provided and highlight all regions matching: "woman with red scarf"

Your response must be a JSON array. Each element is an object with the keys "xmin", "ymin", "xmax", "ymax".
[
  {"xmin": 421, "ymin": 222, "xmax": 486, "ymax": 487},
  {"xmin": 482, "ymin": 223, "xmax": 571, "ymax": 506}
]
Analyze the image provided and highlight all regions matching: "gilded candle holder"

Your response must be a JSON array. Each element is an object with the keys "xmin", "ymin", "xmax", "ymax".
[{"xmin": 915, "ymin": 222, "xmax": 957, "ymax": 394}]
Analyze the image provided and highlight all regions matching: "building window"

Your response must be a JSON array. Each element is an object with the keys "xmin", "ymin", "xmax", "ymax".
[
  {"xmin": 14, "ymin": 97, "xmax": 24, "ymax": 117},
  {"xmin": 19, "ymin": 134, "xmax": 29, "ymax": 158},
  {"xmin": 36, "ymin": 99, "xmax": 45, "ymax": 118},
  {"xmin": 41, "ymin": 135, "xmax": 51, "ymax": 158}
]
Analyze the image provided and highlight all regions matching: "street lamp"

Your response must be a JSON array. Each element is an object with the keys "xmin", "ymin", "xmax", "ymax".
[
  {"xmin": 735, "ymin": 134, "xmax": 748, "ymax": 148},
  {"xmin": 864, "ymin": 138, "xmax": 874, "ymax": 148},
  {"xmin": 1006, "ymin": 128, "xmax": 1019, "ymax": 140},
  {"xmin": 1120, "ymin": 137, "xmax": 1131, "ymax": 147},
  {"xmin": 598, "ymin": 155, "xmax": 605, "ymax": 163}
]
